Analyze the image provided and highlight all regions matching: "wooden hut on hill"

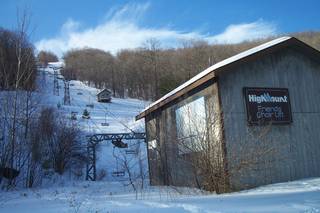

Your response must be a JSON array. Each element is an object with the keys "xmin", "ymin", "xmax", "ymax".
[{"xmin": 97, "ymin": 89, "xmax": 112, "ymax": 102}]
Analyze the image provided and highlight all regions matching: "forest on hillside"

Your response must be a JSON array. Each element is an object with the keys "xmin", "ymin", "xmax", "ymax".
[
  {"xmin": 0, "ymin": 24, "xmax": 84, "ymax": 189},
  {"xmin": 62, "ymin": 31, "xmax": 320, "ymax": 101}
]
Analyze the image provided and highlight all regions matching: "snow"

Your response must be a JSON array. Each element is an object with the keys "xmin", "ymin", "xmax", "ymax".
[
  {"xmin": 38, "ymin": 66, "xmax": 149, "ymax": 182},
  {"xmin": 1, "ymin": 177, "xmax": 319, "ymax": 212},
  {"xmin": 48, "ymin": 61, "xmax": 65, "ymax": 68},
  {"xmin": 139, "ymin": 36, "xmax": 292, "ymax": 117},
  {"xmin": 40, "ymin": 66, "xmax": 148, "ymax": 134},
  {"xmin": 1, "ymin": 64, "xmax": 320, "ymax": 212}
]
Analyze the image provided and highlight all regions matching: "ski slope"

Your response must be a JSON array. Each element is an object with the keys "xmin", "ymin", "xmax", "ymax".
[
  {"xmin": 40, "ymin": 66, "xmax": 148, "ymax": 134},
  {"xmin": 39, "ymin": 66, "xmax": 149, "ymax": 182}
]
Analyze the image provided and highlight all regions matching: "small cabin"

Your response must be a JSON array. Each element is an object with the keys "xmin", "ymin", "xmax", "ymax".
[{"xmin": 97, "ymin": 89, "xmax": 112, "ymax": 102}]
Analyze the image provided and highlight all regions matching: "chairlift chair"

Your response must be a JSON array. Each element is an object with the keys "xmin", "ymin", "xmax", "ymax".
[
  {"xmin": 112, "ymin": 147, "xmax": 126, "ymax": 177},
  {"xmin": 86, "ymin": 104, "xmax": 94, "ymax": 108},
  {"xmin": 112, "ymin": 171, "xmax": 125, "ymax": 177},
  {"xmin": 101, "ymin": 113, "xmax": 109, "ymax": 126},
  {"xmin": 112, "ymin": 138, "xmax": 128, "ymax": 148},
  {"xmin": 125, "ymin": 150, "xmax": 137, "ymax": 155}
]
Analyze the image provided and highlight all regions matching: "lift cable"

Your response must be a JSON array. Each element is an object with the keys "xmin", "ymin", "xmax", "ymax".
[{"xmin": 81, "ymin": 88, "xmax": 137, "ymax": 134}]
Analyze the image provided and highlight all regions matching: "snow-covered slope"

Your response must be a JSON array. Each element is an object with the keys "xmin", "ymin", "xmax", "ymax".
[
  {"xmin": 40, "ymin": 66, "xmax": 148, "ymax": 134},
  {"xmin": 39, "ymin": 66, "xmax": 149, "ymax": 181}
]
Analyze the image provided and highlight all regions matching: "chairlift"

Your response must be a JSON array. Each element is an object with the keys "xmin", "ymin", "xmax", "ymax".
[
  {"xmin": 125, "ymin": 150, "xmax": 137, "ymax": 155},
  {"xmin": 112, "ymin": 171, "xmax": 125, "ymax": 177},
  {"xmin": 86, "ymin": 104, "xmax": 94, "ymax": 108},
  {"xmin": 112, "ymin": 148, "xmax": 126, "ymax": 177},
  {"xmin": 87, "ymin": 94, "xmax": 95, "ymax": 108},
  {"xmin": 112, "ymin": 138, "xmax": 128, "ymax": 148},
  {"xmin": 101, "ymin": 113, "xmax": 109, "ymax": 126}
]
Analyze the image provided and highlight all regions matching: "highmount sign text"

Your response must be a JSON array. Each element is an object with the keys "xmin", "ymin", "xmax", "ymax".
[
  {"xmin": 244, "ymin": 88, "xmax": 292, "ymax": 125},
  {"xmin": 248, "ymin": 93, "xmax": 288, "ymax": 104}
]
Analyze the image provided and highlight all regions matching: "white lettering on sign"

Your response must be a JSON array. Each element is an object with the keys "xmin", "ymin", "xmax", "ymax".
[
  {"xmin": 256, "ymin": 106, "xmax": 284, "ymax": 119},
  {"xmin": 248, "ymin": 93, "xmax": 288, "ymax": 104}
]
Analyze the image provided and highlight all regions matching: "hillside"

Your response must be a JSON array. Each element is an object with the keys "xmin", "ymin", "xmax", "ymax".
[
  {"xmin": 62, "ymin": 32, "xmax": 320, "ymax": 101},
  {"xmin": 39, "ymin": 64, "xmax": 149, "ymax": 182}
]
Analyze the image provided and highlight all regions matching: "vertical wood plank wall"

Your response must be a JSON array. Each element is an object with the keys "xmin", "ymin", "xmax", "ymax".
[
  {"xmin": 218, "ymin": 48, "xmax": 320, "ymax": 190},
  {"xmin": 146, "ymin": 82, "xmax": 224, "ymax": 187}
]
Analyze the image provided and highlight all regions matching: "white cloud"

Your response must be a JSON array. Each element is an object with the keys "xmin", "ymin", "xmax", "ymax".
[
  {"xmin": 61, "ymin": 19, "xmax": 81, "ymax": 34},
  {"xmin": 35, "ymin": 3, "xmax": 277, "ymax": 57},
  {"xmin": 208, "ymin": 20, "xmax": 277, "ymax": 44}
]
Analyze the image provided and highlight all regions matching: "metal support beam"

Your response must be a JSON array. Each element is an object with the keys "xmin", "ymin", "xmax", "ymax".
[
  {"xmin": 85, "ymin": 132, "xmax": 146, "ymax": 181},
  {"xmin": 64, "ymin": 80, "xmax": 71, "ymax": 105},
  {"xmin": 53, "ymin": 71, "xmax": 59, "ymax": 96}
]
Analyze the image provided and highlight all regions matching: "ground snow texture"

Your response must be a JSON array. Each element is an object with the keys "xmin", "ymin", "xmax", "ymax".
[{"xmin": 1, "ymin": 178, "xmax": 320, "ymax": 212}]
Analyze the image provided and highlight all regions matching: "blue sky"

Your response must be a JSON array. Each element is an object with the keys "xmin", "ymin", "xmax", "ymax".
[{"xmin": 1, "ymin": 0, "xmax": 320, "ymax": 56}]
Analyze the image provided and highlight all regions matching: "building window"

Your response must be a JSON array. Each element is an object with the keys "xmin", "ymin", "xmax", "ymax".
[
  {"xmin": 175, "ymin": 97, "xmax": 207, "ymax": 154},
  {"xmin": 148, "ymin": 139, "xmax": 157, "ymax": 150}
]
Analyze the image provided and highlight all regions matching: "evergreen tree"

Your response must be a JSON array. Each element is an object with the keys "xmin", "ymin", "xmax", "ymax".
[{"xmin": 82, "ymin": 109, "xmax": 90, "ymax": 119}]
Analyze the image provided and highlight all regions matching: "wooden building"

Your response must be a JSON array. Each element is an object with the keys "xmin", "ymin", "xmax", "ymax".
[
  {"xmin": 97, "ymin": 89, "xmax": 112, "ymax": 102},
  {"xmin": 136, "ymin": 37, "xmax": 320, "ymax": 192}
]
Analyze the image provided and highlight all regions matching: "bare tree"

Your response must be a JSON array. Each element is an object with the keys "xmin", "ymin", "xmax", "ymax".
[
  {"xmin": 0, "ymin": 8, "xmax": 38, "ymax": 188},
  {"xmin": 115, "ymin": 141, "xmax": 148, "ymax": 199},
  {"xmin": 37, "ymin": 50, "xmax": 58, "ymax": 67},
  {"xmin": 142, "ymin": 38, "xmax": 161, "ymax": 100},
  {"xmin": 173, "ymin": 99, "xmax": 285, "ymax": 193},
  {"xmin": 62, "ymin": 33, "xmax": 320, "ymax": 102},
  {"xmin": 146, "ymin": 93, "xmax": 286, "ymax": 193}
]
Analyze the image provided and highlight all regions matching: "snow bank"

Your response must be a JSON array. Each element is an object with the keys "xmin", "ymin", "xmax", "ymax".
[{"xmin": 0, "ymin": 178, "xmax": 319, "ymax": 212}]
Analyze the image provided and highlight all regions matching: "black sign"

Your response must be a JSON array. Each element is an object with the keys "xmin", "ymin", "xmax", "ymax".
[{"xmin": 244, "ymin": 87, "xmax": 292, "ymax": 125}]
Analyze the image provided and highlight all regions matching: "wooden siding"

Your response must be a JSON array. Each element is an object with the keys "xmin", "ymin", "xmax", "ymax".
[
  {"xmin": 145, "ymin": 81, "xmax": 225, "ymax": 189},
  {"xmin": 97, "ymin": 89, "xmax": 112, "ymax": 102},
  {"xmin": 218, "ymin": 47, "xmax": 320, "ymax": 190}
]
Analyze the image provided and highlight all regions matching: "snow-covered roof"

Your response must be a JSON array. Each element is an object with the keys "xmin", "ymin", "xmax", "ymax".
[
  {"xmin": 136, "ymin": 36, "xmax": 320, "ymax": 120},
  {"xmin": 97, "ymin": 88, "xmax": 112, "ymax": 96},
  {"xmin": 48, "ymin": 61, "xmax": 65, "ymax": 68}
]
